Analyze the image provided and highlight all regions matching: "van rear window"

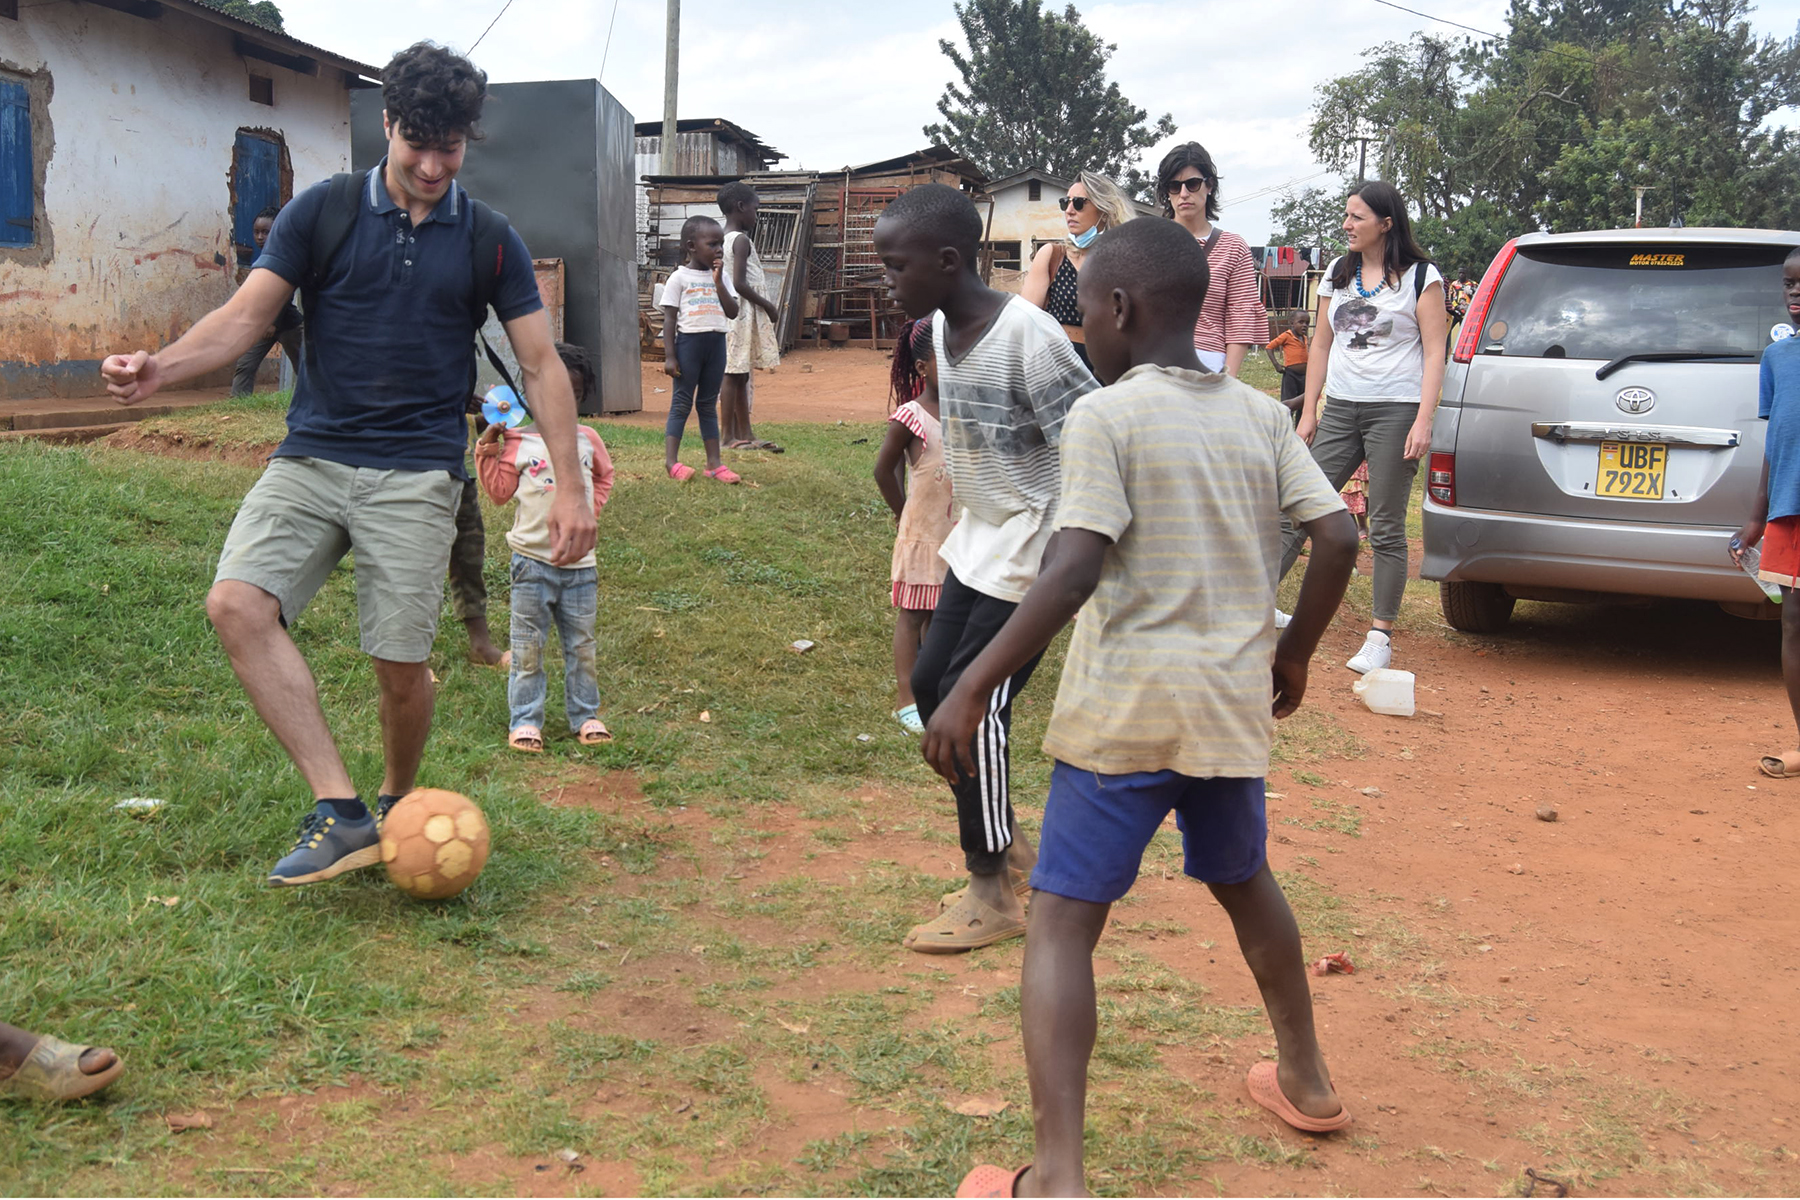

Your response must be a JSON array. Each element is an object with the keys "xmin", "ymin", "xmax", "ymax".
[{"xmin": 1474, "ymin": 242, "xmax": 1793, "ymax": 361}]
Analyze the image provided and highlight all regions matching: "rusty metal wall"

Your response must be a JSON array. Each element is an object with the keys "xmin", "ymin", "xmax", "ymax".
[{"xmin": 353, "ymin": 80, "xmax": 641, "ymax": 414}]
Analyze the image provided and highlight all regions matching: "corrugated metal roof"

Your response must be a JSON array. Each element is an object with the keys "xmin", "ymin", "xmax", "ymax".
[
  {"xmin": 632, "ymin": 117, "xmax": 782, "ymax": 163},
  {"xmin": 175, "ymin": 0, "xmax": 384, "ymax": 80}
]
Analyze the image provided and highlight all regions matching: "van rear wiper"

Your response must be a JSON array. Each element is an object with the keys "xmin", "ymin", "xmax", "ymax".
[{"xmin": 1595, "ymin": 351, "xmax": 1757, "ymax": 380}]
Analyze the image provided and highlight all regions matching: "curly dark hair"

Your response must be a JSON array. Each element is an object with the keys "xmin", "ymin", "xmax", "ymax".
[
  {"xmin": 716, "ymin": 180, "xmax": 757, "ymax": 216},
  {"xmin": 556, "ymin": 341, "xmax": 596, "ymax": 407},
  {"xmin": 1155, "ymin": 142, "xmax": 1221, "ymax": 222},
  {"xmin": 255, "ymin": 204, "xmax": 281, "ymax": 221},
  {"xmin": 382, "ymin": 42, "xmax": 487, "ymax": 146}
]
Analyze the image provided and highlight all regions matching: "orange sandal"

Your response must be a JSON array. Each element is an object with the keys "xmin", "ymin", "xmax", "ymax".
[
  {"xmin": 577, "ymin": 719, "xmax": 612, "ymax": 745},
  {"xmin": 508, "ymin": 725, "xmax": 544, "ymax": 753},
  {"xmin": 955, "ymin": 1164, "xmax": 1028, "ymax": 1198},
  {"xmin": 1245, "ymin": 1061, "xmax": 1352, "ymax": 1132}
]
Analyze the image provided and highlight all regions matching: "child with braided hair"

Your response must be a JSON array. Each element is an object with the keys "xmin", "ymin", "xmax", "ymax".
[{"xmin": 875, "ymin": 318, "xmax": 954, "ymax": 735}]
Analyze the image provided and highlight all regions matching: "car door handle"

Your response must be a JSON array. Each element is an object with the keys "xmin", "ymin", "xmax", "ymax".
[{"xmin": 1530, "ymin": 422, "xmax": 1740, "ymax": 448}]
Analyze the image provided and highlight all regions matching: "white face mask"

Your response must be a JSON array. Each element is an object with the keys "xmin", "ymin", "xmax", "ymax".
[{"xmin": 1072, "ymin": 225, "xmax": 1100, "ymax": 249}]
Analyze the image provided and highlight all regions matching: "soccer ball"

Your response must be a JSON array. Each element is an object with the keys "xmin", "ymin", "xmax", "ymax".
[{"xmin": 380, "ymin": 789, "xmax": 490, "ymax": 900}]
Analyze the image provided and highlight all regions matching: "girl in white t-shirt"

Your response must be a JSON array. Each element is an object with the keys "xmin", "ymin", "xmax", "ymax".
[
  {"xmin": 1277, "ymin": 182, "xmax": 1447, "ymax": 675},
  {"xmin": 657, "ymin": 216, "xmax": 742, "ymax": 483}
]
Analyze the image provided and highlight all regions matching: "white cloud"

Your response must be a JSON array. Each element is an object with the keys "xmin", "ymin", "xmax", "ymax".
[{"xmin": 284, "ymin": 0, "xmax": 1800, "ymax": 241}]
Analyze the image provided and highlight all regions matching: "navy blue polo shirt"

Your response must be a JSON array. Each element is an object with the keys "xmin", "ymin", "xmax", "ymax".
[{"xmin": 253, "ymin": 161, "xmax": 543, "ymax": 477}]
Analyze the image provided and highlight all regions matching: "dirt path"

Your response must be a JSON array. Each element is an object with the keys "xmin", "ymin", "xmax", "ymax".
[{"xmin": 95, "ymin": 358, "xmax": 1800, "ymax": 1194}]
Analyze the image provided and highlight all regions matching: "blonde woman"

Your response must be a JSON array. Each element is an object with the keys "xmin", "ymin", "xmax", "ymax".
[{"xmin": 1021, "ymin": 171, "xmax": 1136, "ymax": 369}]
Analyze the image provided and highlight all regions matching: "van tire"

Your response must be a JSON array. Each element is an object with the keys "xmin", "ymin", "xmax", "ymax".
[{"xmin": 1440, "ymin": 581, "xmax": 1515, "ymax": 633}]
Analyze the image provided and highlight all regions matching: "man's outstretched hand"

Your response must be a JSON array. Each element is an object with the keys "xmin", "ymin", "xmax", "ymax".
[{"xmin": 102, "ymin": 352, "xmax": 162, "ymax": 406}]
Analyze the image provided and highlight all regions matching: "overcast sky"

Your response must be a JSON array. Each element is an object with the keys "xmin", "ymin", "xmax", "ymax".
[{"xmin": 286, "ymin": 0, "xmax": 1800, "ymax": 242}]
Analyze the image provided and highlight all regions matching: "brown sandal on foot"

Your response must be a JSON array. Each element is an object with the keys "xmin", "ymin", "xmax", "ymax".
[
  {"xmin": 0, "ymin": 1036, "xmax": 124, "ymax": 1102},
  {"xmin": 1758, "ymin": 750, "xmax": 1800, "ymax": 778},
  {"xmin": 903, "ymin": 892, "xmax": 1026, "ymax": 955}
]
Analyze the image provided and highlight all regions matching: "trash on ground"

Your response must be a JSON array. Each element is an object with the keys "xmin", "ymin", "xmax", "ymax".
[
  {"xmin": 698, "ymin": 710, "xmax": 712, "ymax": 724},
  {"xmin": 164, "ymin": 1111, "xmax": 213, "ymax": 1132},
  {"xmin": 1310, "ymin": 951, "xmax": 1355, "ymax": 976},
  {"xmin": 114, "ymin": 797, "xmax": 166, "ymax": 814},
  {"xmin": 855, "ymin": 733, "xmax": 873, "ymax": 744},
  {"xmin": 789, "ymin": 639, "xmax": 816, "ymax": 653},
  {"xmin": 948, "ymin": 1095, "xmax": 1010, "ymax": 1118},
  {"xmin": 1353, "ymin": 668, "xmax": 1416, "ymax": 717}
]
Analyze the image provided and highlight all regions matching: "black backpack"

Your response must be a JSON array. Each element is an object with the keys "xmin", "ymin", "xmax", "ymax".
[{"xmin": 299, "ymin": 170, "xmax": 519, "ymax": 390}]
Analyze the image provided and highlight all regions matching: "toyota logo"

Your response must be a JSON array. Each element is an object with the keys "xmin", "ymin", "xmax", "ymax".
[{"xmin": 1616, "ymin": 386, "xmax": 1656, "ymax": 415}]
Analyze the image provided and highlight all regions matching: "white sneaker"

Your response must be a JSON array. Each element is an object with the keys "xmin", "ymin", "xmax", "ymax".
[
  {"xmin": 1274, "ymin": 610, "xmax": 1293, "ymax": 629},
  {"xmin": 1345, "ymin": 631, "xmax": 1392, "ymax": 674}
]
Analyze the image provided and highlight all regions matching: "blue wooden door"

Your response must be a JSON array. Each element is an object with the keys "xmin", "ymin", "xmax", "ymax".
[
  {"xmin": 232, "ymin": 132, "xmax": 280, "ymax": 263},
  {"xmin": 0, "ymin": 77, "xmax": 31, "ymax": 248}
]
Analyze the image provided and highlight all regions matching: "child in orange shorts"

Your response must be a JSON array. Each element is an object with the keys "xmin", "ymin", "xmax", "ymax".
[{"xmin": 1731, "ymin": 246, "xmax": 1800, "ymax": 778}]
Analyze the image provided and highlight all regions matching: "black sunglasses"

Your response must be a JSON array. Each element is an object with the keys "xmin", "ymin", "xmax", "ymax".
[
  {"xmin": 1165, "ymin": 177, "xmax": 1209, "ymax": 194},
  {"xmin": 1057, "ymin": 196, "xmax": 1089, "ymax": 213}
]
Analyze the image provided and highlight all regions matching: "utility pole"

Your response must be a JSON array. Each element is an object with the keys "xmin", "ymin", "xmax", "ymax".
[
  {"xmin": 1631, "ymin": 186, "xmax": 1656, "ymax": 228},
  {"xmin": 661, "ymin": 0, "xmax": 679, "ymax": 176},
  {"xmin": 1352, "ymin": 136, "xmax": 1378, "ymax": 185}
]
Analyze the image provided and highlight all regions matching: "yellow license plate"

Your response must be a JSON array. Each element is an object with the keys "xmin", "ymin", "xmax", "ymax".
[{"xmin": 1597, "ymin": 441, "xmax": 1667, "ymax": 499}]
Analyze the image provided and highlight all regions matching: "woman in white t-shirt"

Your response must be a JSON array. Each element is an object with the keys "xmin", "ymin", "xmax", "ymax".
[{"xmin": 1278, "ymin": 182, "xmax": 1447, "ymax": 674}]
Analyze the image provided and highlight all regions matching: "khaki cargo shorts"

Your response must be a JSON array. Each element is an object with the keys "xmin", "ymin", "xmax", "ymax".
[{"xmin": 214, "ymin": 456, "xmax": 461, "ymax": 662}]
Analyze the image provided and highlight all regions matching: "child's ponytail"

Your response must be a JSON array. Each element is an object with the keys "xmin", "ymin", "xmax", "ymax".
[{"xmin": 888, "ymin": 317, "xmax": 935, "ymax": 410}]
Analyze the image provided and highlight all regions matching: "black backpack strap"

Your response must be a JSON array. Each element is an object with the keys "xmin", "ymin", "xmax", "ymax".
[
  {"xmin": 303, "ymin": 171, "xmax": 361, "ymax": 296},
  {"xmin": 468, "ymin": 198, "xmax": 522, "ymax": 397},
  {"xmin": 1413, "ymin": 261, "xmax": 1428, "ymax": 301}
]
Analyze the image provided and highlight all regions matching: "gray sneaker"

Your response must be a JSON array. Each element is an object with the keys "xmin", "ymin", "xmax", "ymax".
[{"xmin": 267, "ymin": 808, "xmax": 381, "ymax": 887}]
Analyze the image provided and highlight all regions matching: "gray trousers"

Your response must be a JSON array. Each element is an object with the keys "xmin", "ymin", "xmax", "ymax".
[
  {"xmin": 1280, "ymin": 399, "xmax": 1420, "ymax": 624},
  {"xmin": 231, "ymin": 327, "xmax": 304, "ymax": 397}
]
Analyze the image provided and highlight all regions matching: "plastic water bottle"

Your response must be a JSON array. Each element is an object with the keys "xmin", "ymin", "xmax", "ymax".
[
  {"xmin": 1730, "ymin": 538, "xmax": 1784, "ymax": 602},
  {"xmin": 1352, "ymin": 669, "xmax": 1416, "ymax": 717}
]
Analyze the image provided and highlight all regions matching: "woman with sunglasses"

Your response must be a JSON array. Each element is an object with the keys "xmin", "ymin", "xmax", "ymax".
[
  {"xmin": 1155, "ymin": 143, "xmax": 1267, "ymax": 376},
  {"xmin": 1020, "ymin": 171, "xmax": 1138, "ymax": 369}
]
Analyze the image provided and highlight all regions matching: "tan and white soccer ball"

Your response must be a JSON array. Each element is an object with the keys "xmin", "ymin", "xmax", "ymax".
[{"xmin": 380, "ymin": 789, "xmax": 490, "ymax": 900}]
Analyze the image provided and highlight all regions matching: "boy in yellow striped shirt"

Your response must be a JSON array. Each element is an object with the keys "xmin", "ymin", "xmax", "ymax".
[{"xmin": 924, "ymin": 219, "xmax": 1361, "ymax": 1198}]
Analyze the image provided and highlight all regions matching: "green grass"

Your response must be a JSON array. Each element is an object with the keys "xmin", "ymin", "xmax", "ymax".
[{"xmin": 0, "ymin": 411, "xmax": 1762, "ymax": 1197}]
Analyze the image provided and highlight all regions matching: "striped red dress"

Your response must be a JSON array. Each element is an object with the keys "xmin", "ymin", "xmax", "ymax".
[
  {"xmin": 1191, "ymin": 229, "xmax": 1269, "ymax": 368},
  {"xmin": 889, "ymin": 400, "xmax": 955, "ymax": 611}
]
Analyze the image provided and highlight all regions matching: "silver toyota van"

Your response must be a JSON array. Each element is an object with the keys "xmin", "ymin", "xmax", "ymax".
[{"xmin": 1422, "ymin": 228, "xmax": 1800, "ymax": 631}]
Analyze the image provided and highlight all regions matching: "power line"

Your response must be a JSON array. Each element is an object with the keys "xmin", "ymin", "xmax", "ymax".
[
  {"xmin": 1367, "ymin": 0, "xmax": 1608, "ymax": 67},
  {"xmin": 468, "ymin": 0, "xmax": 519, "ymax": 54},
  {"xmin": 597, "ymin": 0, "xmax": 623, "ymax": 86}
]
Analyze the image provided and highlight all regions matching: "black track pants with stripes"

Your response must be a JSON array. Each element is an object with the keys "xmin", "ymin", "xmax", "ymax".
[{"xmin": 910, "ymin": 569, "xmax": 1045, "ymax": 876}]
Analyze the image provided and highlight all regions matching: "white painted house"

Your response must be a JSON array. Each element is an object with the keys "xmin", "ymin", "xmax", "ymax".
[
  {"xmin": 0, "ymin": 0, "xmax": 380, "ymax": 398},
  {"xmin": 982, "ymin": 167, "xmax": 1160, "ymax": 274}
]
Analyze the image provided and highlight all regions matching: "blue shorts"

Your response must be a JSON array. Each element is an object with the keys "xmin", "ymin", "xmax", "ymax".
[{"xmin": 1030, "ymin": 762, "xmax": 1267, "ymax": 904}]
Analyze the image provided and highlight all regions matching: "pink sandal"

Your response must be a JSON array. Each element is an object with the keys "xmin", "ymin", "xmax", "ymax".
[
  {"xmin": 508, "ymin": 725, "xmax": 544, "ymax": 753},
  {"xmin": 577, "ymin": 719, "xmax": 612, "ymax": 745},
  {"xmin": 704, "ymin": 465, "xmax": 741, "ymax": 484},
  {"xmin": 668, "ymin": 463, "xmax": 695, "ymax": 481}
]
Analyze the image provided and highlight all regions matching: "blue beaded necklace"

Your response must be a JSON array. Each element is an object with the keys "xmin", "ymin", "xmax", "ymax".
[{"xmin": 1353, "ymin": 259, "xmax": 1387, "ymax": 298}]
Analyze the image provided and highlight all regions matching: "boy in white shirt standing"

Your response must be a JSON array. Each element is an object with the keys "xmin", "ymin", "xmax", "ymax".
[{"xmin": 872, "ymin": 184, "xmax": 1098, "ymax": 954}]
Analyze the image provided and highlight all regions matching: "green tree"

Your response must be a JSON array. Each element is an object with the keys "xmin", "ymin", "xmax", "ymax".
[
  {"xmin": 1305, "ymin": 0, "xmax": 1800, "ymax": 236},
  {"xmin": 213, "ymin": 0, "xmax": 284, "ymax": 32},
  {"xmin": 924, "ymin": 0, "xmax": 1176, "ymax": 191},
  {"xmin": 1268, "ymin": 184, "xmax": 1349, "ymax": 255}
]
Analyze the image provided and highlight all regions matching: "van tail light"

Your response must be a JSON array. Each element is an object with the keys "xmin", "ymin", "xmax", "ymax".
[
  {"xmin": 1428, "ymin": 452, "xmax": 1456, "ymax": 506},
  {"xmin": 1452, "ymin": 238, "xmax": 1518, "ymax": 363}
]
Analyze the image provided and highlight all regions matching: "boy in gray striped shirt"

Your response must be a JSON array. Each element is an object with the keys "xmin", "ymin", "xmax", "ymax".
[{"xmin": 873, "ymin": 184, "xmax": 1098, "ymax": 954}]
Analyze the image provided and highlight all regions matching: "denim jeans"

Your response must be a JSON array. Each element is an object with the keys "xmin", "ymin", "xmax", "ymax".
[
  {"xmin": 507, "ymin": 553, "xmax": 600, "ymax": 732},
  {"xmin": 668, "ymin": 330, "xmax": 726, "ymax": 443},
  {"xmin": 1279, "ymin": 399, "xmax": 1421, "ymax": 623}
]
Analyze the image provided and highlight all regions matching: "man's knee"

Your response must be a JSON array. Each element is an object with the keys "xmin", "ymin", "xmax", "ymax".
[{"xmin": 206, "ymin": 580, "xmax": 280, "ymax": 640}]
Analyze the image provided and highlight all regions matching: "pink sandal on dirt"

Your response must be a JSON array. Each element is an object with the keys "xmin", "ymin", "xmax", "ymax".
[
  {"xmin": 955, "ymin": 1164, "xmax": 1029, "ymax": 1197},
  {"xmin": 1245, "ymin": 1061, "xmax": 1352, "ymax": 1132},
  {"xmin": 508, "ymin": 725, "xmax": 544, "ymax": 753},
  {"xmin": 668, "ymin": 463, "xmax": 696, "ymax": 481},
  {"xmin": 704, "ymin": 466, "xmax": 741, "ymax": 484},
  {"xmin": 577, "ymin": 719, "xmax": 612, "ymax": 745}
]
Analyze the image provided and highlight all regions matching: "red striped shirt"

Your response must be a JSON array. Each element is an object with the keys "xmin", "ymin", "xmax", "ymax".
[{"xmin": 1190, "ymin": 230, "xmax": 1269, "ymax": 354}]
